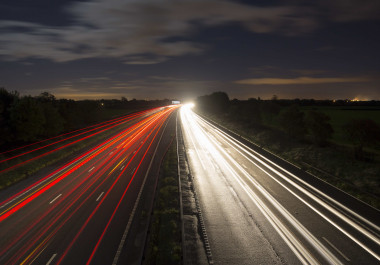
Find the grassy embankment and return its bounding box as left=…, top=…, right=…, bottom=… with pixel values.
left=198, top=106, right=380, bottom=209
left=0, top=109, right=140, bottom=190
left=145, top=136, right=181, bottom=265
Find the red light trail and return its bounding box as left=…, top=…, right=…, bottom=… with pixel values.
left=0, top=105, right=179, bottom=265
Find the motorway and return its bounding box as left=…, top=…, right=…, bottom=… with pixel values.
left=0, top=105, right=178, bottom=265
left=180, top=105, right=380, bottom=265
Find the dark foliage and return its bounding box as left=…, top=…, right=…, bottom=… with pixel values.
left=0, top=88, right=171, bottom=149
left=305, top=111, right=333, bottom=146
left=344, top=119, right=380, bottom=160
left=278, top=105, right=307, bottom=140
left=196, top=91, right=229, bottom=114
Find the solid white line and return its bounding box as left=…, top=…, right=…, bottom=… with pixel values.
left=180, top=110, right=206, bottom=170
left=112, top=112, right=171, bottom=265
left=46, top=253, right=57, bottom=265
left=322, top=237, right=350, bottom=262
left=88, top=166, right=95, bottom=172
left=197, top=113, right=380, bottom=253
left=49, top=194, right=62, bottom=204
left=193, top=113, right=343, bottom=265
left=96, top=192, right=104, bottom=202
left=211, top=124, right=380, bottom=260
left=0, top=125, right=134, bottom=210
left=0, top=154, right=88, bottom=209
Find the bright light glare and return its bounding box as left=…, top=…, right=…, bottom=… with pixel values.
left=184, top=102, right=195, bottom=108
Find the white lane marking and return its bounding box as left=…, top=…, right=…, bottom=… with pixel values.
left=112, top=112, right=170, bottom=265
left=88, top=166, right=95, bottom=172
left=120, top=165, right=125, bottom=171
left=180, top=110, right=206, bottom=170
left=191, top=114, right=343, bottom=265
left=0, top=151, right=91, bottom=209
left=322, top=237, right=350, bottom=262
left=229, top=186, right=238, bottom=198
left=218, top=131, right=380, bottom=260
left=0, top=125, right=133, bottom=210
left=132, top=167, right=136, bottom=174
left=197, top=113, right=380, bottom=259
left=49, top=194, right=62, bottom=204
left=46, top=253, right=57, bottom=265
left=96, top=192, right=104, bottom=202
left=109, top=151, right=114, bottom=155
left=242, top=164, right=247, bottom=169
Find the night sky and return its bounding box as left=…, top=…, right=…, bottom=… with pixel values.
left=0, top=0, right=379, bottom=101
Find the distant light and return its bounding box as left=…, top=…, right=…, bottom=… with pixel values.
left=101, top=102, right=104, bottom=106
left=186, top=102, right=195, bottom=108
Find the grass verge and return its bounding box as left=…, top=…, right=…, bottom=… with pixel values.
left=145, top=136, right=181, bottom=265
left=0, top=109, right=140, bottom=190
left=197, top=110, right=380, bottom=210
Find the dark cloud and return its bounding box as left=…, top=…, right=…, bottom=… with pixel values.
left=0, top=0, right=318, bottom=62
left=235, top=76, right=371, bottom=85
left=0, top=0, right=379, bottom=100
left=317, top=0, right=380, bottom=22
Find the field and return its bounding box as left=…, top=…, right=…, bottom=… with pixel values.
left=302, top=106, right=380, bottom=149
left=197, top=104, right=380, bottom=209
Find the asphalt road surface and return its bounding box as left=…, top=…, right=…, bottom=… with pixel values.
left=180, top=105, right=380, bottom=265
left=0, top=105, right=178, bottom=265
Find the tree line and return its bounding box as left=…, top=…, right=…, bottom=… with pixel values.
left=196, top=92, right=380, bottom=160
left=0, top=88, right=171, bottom=148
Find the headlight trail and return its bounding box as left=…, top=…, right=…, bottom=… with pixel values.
left=180, top=106, right=380, bottom=265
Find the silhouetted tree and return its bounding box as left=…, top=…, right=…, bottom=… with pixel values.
left=38, top=92, right=56, bottom=102
left=58, top=99, right=82, bottom=130
left=9, top=96, right=45, bottom=142
left=197, top=91, right=230, bottom=114
left=0, top=88, right=18, bottom=144
left=344, top=119, right=380, bottom=160
left=278, top=105, right=306, bottom=140
left=36, top=92, right=64, bottom=137
left=305, top=111, right=333, bottom=146
left=229, top=99, right=262, bottom=127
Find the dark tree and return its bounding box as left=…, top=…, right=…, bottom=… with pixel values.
left=58, top=99, right=81, bottom=130
left=278, top=105, right=306, bottom=140
left=305, top=111, right=333, bottom=146
left=9, top=96, right=45, bottom=142
left=0, top=88, right=18, bottom=144
left=196, top=92, right=230, bottom=114
left=37, top=92, right=64, bottom=137
left=228, top=99, right=262, bottom=127
left=38, top=92, right=56, bottom=102
left=344, top=119, right=380, bottom=160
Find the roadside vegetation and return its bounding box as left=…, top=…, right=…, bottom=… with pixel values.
left=145, top=137, right=181, bottom=265
left=195, top=92, right=380, bottom=209
left=0, top=87, right=173, bottom=189
left=0, top=87, right=171, bottom=148
left=0, top=123, right=129, bottom=189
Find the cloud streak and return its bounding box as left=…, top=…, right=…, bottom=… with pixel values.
left=235, top=77, right=371, bottom=85
left=0, top=0, right=318, bottom=62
